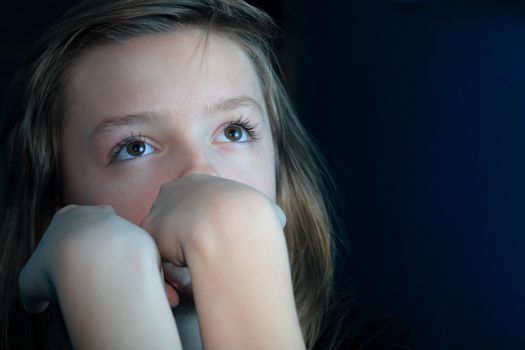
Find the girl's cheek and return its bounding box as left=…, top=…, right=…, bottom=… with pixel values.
left=217, top=162, right=276, bottom=201
left=97, top=168, right=168, bottom=225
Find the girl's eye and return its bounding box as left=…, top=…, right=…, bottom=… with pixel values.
left=223, top=125, right=247, bottom=142
left=110, top=136, right=156, bottom=162
left=126, top=140, right=148, bottom=156
left=216, top=118, right=260, bottom=143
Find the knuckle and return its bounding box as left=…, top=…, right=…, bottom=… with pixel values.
left=98, top=204, right=115, bottom=212
left=56, top=204, right=77, bottom=215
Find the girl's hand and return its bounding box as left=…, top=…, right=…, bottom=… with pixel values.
left=19, top=205, right=155, bottom=312
left=141, top=174, right=286, bottom=265
left=19, top=205, right=182, bottom=349
left=141, top=174, right=305, bottom=349
left=143, top=174, right=286, bottom=307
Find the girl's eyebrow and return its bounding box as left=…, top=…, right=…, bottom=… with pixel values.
left=88, top=95, right=264, bottom=142
left=203, top=96, right=263, bottom=115
left=89, top=113, right=161, bottom=143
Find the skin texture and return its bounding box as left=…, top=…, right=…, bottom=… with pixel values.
left=20, top=29, right=305, bottom=349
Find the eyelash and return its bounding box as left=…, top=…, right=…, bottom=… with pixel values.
left=226, top=116, right=261, bottom=141
left=108, top=117, right=261, bottom=164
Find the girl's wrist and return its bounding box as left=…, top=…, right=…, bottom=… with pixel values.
left=183, top=190, right=284, bottom=268
left=53, top=228, right=161, bottom=296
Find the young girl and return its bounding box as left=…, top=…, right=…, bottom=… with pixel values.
left=0, top=1, right=412, bottom=349
left=0, top=0, right=334, bottom=349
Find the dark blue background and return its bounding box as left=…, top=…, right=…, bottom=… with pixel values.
left=284, top=1, right=525, bottom=349
left=2, top=1, right=524, bottom=349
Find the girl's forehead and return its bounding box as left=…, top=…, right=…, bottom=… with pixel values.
left=64, top=28, right=267, bottom=127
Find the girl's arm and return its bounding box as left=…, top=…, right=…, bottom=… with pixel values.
left=143, top=174, right=306, bottom=350
left=186, top=195, right=304, bottom=350
left=19, top=205, right=182, bottom=350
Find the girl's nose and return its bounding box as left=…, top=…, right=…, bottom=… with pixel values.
left=175, top=148, right=220, bottom=179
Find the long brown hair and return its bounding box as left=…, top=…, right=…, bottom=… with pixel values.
left=0, top=1, right=335, bottom=348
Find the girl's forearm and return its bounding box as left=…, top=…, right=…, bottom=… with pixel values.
left=54, top=235, right=182, bottom=350
left=185, top=200, right=305, bottom=350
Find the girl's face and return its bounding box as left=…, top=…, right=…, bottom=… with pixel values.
left=60, top=29, right=276, bottom=225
